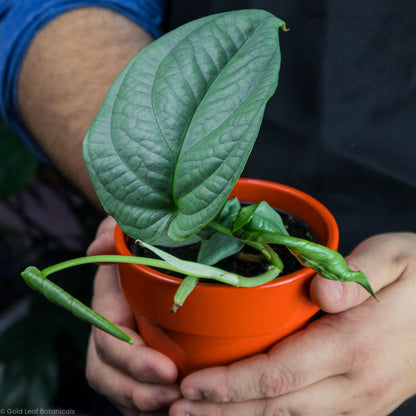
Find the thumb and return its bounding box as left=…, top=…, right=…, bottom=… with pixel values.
left=310, top=233, right=412, bottom=313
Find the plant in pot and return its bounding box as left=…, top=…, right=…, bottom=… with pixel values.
left=21, top=10, right=376, bottom=376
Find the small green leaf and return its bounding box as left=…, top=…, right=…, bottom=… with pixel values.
left=218, top=197, right=243, bottom=227
left=198, top=232, right=244, bottom=266
left=233, top=201, right=289, bottom=236
left=198, top=198, right=244, bottom=265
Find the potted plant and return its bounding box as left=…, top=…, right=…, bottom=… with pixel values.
left=21, top=10, right=376, bottom=376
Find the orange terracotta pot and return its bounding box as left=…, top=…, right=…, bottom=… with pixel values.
left=115, top=178, right=339, bottom=377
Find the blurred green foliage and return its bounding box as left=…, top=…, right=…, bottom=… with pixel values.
left=0, top=119, right=99, bottom=411
left=0, top=119, right=39, bottom=198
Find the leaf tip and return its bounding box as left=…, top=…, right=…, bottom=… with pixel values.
left=358, top=277, right=379, bottom=302
left=281, top=22, right=289, bottom=32
left=21, top=265, right=42, bottom=277
left=20, top=266, right=45, bottom=290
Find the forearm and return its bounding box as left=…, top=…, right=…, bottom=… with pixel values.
left=18, top=7, right=153, bottom=207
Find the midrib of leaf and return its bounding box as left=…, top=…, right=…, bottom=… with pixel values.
left=168, top=17, right=266, bottom=207
left=174, top=55, right=276, bottom=206
left=173, top=46, right=278, bottom=205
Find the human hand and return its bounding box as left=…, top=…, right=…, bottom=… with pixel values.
left=170, top=232, right=416, bottom=416
left=85, top=217, right=181, bottom=415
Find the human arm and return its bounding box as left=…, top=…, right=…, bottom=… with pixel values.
left=170, top=232, right=416, bottom=416
left=16, top=6, right=154, bottom=206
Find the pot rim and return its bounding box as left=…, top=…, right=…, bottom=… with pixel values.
left=114, top=178, right=339, bottom=290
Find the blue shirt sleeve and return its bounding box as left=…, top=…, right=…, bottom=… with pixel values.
left=0, top=0, right=165, bottom=159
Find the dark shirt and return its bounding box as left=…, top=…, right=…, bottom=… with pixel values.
left=165, top=0, right=416, bottom=256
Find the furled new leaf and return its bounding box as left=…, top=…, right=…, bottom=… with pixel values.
left=84, top=10, right=285, bottom=244
left=233, top=201, right=289, bottom=237
left=21, top=266, right=133, bottom=344
left=252, top=233, right=378, bottom=299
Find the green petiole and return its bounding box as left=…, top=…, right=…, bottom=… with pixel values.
left=138, top=241, right=281, bottom=288
left=172, top=276, right=199, bottom=313
left=21, top=247, right=282, bottom=343
left=208, top=221, right=284, bottom=270
left=41, top=254, right=186, bottom=278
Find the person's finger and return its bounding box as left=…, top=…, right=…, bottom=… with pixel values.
left=87, top=264, right=181, bottom=412
left=91, top=265, right=178, bottom=383
left=180, top=317, right=350, bottom=403
left=91, top=264, right=136, bottom=326
left=175, top=233, right=416, bottom=415
left=173, top=374, right=386, bottom=416
left=86, top=335, right=181, bottom=412
left=87, top=215, right=117, bottom=256
left=92, top=325, right=178, bottom=384
left=311, top=232, right=415, bottom=313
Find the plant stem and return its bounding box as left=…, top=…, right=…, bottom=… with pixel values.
left=172, top=275, right=199, bottom=312
left=236, top=265, right=280, bottom=287
left=261, top=242, right=284, bottom=271
left=208, top=220, right=234, bottom=236
left=42, top=255, right=186, bottom=277
left=138, top=240, right=281, bottom=287
left=236, top=252, right=265, bottom=264
left=209, top=221, right=266, bottom=253
left=209, top=221, right=284, bottom=271
left=42, top=253, right=279, bottom=288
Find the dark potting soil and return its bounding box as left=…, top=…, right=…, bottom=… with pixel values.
left=128, top=210, right=318, bottom=278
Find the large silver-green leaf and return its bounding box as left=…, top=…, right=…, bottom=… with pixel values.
left=84, top=10, right=285, bottom=243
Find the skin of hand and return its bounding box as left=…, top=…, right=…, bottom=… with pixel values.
left=86, top=217, right=181, bottom=414
left=18, top=7, right=153, bottom=207
left=170, top=232, right=416, bottom=416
